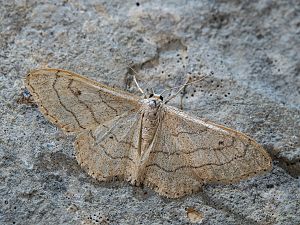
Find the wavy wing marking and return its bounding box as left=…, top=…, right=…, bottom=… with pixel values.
left=144, top=105, right=272, bottom=198
left=25, top=68, right=140, bottom=134
left=75, top=112, right=141, bottom=181
left=144, top=122, right=203, bottom=198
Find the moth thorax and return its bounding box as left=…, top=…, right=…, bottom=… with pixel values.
left=141, top=103, right=160, bottom=149
left=144, top=104, right=160, bottom=122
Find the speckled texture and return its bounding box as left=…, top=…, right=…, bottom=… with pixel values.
left=0, top=0, right=299, bottom=224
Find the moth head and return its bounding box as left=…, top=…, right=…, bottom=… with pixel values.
left=146, top=92, right=164, bottom=108
left=149, top=93, right=163, bottom=101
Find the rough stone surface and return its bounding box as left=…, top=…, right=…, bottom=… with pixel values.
left=0, top=0, right=299, bottom=224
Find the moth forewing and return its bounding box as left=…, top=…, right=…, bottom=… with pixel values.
left=25, top=68, right=141, bottom=134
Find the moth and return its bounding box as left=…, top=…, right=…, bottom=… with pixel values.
left=25, top=68, right=272, bottom=198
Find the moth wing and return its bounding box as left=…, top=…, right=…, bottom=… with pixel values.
left=144, top=105, right=272, bottom=198
left=25, top=68, right=141, bottom=134
left=75, top=111, right=142, bottom=181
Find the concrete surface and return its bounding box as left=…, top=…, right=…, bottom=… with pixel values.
left=0, top=0, right=299, bottom=224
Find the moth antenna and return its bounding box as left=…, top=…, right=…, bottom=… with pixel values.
left=110, top=44, right=146, bottom=98
left=129, top=66, right=147, bottom=98
left=164, top=75, right=208, bottom=104
left=160, top=89, right=168, bottom=96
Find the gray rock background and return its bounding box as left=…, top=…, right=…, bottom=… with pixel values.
left=0, top=0, right=299, bottom=224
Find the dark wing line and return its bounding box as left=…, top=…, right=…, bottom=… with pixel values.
left=150, top=138, right=236, bottom=156
left=53, top=72, right=85, bottom=129
left=25, top=79, right=59, bottom=123
left=98, top=92, right=118, bottom=114
left=146, top=142, right=248, bottom=173
left=88, top=112, right=141, bottom=162
left=98, top=143, right=133, bottom=161
left=68, top=79, right=101, bottom=125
